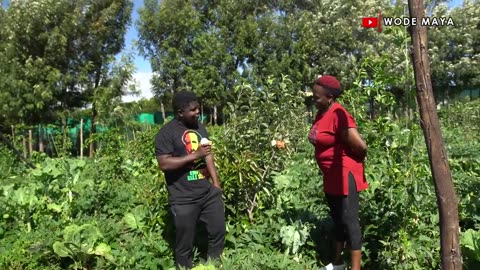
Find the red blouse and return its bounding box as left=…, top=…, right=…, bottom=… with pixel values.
left=308, top=102, right=368, bottom=195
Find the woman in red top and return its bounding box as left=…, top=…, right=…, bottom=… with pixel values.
left=308, top=75, right=367, bottom=270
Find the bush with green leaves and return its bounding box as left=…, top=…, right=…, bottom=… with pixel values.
left=211, top=75, right=307, bottom=222
left=462, top=229, right=480, bottom=269
left=52, top=224, right=114, bottom=268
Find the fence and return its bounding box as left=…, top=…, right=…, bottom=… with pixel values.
left=7, top=113, right=208, bottom=158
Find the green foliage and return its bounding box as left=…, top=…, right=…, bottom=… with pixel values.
left=211, top=75, right=307, bottom=221
left=0, top=145, right=19, bottom=179
left=429, top=1, right=480, bottom=100
left=0, top=0, right=134, bottom=126
left=0, top=2, right=479, bottom=268
left=280, top=221, right=312, bottom=255
left=0, top=99, right=479, bottom=269
left=52, top=224, right=114, bottom=269
left=462, top=229, right=480, bottom=269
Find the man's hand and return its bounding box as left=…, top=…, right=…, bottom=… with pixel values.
left=213, top=181, right=222, bottom=190
left=193, top=144, right=211, bottom=159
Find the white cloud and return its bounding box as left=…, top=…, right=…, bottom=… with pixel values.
left=122, top=72, right=154, bottom=102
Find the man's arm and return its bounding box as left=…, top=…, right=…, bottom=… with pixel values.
left=205, top=153, right=221, bottom=189
left=156, top=145, right=211, bottom=171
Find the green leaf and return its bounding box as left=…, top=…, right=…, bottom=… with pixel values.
left=226, top=234, right=237, bottom=247
left=462, top=229, right=479, bottom=251
left=79, top=224, right=102, bottom=252
left=47, top=203, right=62, bottom=213
left=53, top=242, right=72, bottom=258
left=123, top=213, right=138, bottom=230
left=94, top=243, right=111, bottom=256
left=133, top=205, right=147, bottom=221
left=63, top=224, right=81, bottom=243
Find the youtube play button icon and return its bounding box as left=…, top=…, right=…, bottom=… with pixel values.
left=362, top=17, right=378, bottom=28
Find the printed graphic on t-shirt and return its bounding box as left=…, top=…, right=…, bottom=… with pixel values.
left=182, top=130, right=207, bottom=181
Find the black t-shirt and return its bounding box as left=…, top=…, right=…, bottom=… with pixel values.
left=155, top=119, right=212, bottom=204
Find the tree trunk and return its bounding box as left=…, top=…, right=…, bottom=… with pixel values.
left=407, top=1, right=462, bottom=269
left=209, top=107, right=213, bottom=124
left=369, top=96, right=375, bottom=119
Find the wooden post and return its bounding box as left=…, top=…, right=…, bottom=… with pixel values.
left=161, top=101, right=166, bottom=124
left=62, top=116, right=67, bottom=155
left=39, top=125, right=44, bottom=153
left=407, top=0, right=462, bottom=269
left=80, top=118, right=84, bottom=159
left=89, top=104, right=97, bottom=158
left=0, top=131, right=36, bottom=169
left=213, top=105, right=217, bottom=125
left=23, top=135, right=27, bottom=159
left=28, top=129, right=33, bottom=156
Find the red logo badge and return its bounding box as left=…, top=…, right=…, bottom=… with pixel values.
left=362, top=17, right=378, bottom=28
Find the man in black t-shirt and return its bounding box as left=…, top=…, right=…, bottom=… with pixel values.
left=155, top=91, right=225, bottom=269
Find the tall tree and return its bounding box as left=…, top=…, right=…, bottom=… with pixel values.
left=70, top=0, right=133, bottom=157
left=0, top=0, right=67, bottom=125
left=137, top=0, right=201, bottom=94
left=408, top=0, right=462, bottom=269
left=137, top=0, right=203, bottom=120
left=0, top=0, right=134, bottom=130
left=429, top=1, right=480, bottom=102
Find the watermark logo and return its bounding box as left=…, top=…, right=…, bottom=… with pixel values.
left=362, top=11, right=455, bottom=32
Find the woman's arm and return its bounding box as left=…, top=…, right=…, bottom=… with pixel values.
left=340, top=128, right=367, bottom=161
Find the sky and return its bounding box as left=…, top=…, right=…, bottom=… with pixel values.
left=122, top=0, right=154, bottom=102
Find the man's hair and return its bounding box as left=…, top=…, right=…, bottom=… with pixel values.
left=172, top=91, right=198, bottom=112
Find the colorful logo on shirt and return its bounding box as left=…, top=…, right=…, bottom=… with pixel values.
left=182, top=130, right=207, bottom=181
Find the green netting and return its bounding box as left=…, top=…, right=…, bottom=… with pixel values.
left=138, top=113, right=155, bottom=124
left=69, top=127, right=79, bottom=140
left=459, top=88, right=480, bottom=99
left=67, top=118, right=75, bottom=126
left=152, top=112, right=206, bottom=124
left=198, top=115, right=207, bottom=122
left=154, top=112, right=175, bottom=124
